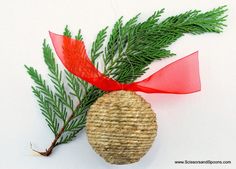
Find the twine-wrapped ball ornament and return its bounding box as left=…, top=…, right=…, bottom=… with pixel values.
left=86, top=91, right=157, bottom=164
left=49, top=32, right=201, bottom=162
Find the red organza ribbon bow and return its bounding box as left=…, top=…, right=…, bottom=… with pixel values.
left=49, top=32, right=201, bottom=94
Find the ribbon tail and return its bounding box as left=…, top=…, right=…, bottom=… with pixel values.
left=126, top=51, right=201, bottom=94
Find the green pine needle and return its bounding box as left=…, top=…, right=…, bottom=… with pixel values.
left=91, top=26, right=108, bottom=64
left=63, top=25, right=72, bottom=38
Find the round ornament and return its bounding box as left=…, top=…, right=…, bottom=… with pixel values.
left=86, top=90, right=157, bottom=164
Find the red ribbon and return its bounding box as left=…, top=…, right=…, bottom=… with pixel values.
left=49, top=32, right=201, bottom=94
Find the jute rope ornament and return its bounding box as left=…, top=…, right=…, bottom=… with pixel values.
left=86, top=91, right=157, bottom=164
left=49, top=32, right=202, bottom=163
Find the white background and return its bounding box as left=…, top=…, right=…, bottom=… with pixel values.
left=0, top=0, right=235, bottom=169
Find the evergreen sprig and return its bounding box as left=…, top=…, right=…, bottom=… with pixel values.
left=25, top=66, right=61, bottom=135
left=105, top=6, right=227, bottom=83
left=25, top=6, right=227, bottom=156
left=91, top=27, right=108, bottom=65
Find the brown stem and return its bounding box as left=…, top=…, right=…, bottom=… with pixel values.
left=32, top=113, right=75, bottom=156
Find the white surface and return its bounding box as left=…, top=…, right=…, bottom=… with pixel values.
left=0, top=0, right=236, bottom=169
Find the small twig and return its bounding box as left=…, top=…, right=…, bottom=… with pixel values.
left=32, top=113, right=75, bottom=156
